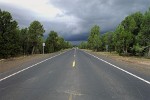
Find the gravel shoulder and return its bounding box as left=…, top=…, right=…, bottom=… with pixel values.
left=83, top=49, right=150, bottom=80
left=0, top=50, right=68, bottom=74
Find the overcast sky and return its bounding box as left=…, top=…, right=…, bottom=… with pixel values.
left=0, top=0, right=150, bottom=42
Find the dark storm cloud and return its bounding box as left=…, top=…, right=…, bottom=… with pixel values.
left=0, top=3, right=36, bottom=28
left=65, top=33, right=88, bottom=41
left=0, top=0, right=150, bottom=42
left=49, top=0, right=150, bottom=32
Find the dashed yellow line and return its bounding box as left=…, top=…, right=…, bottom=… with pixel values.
left=72, top=60, right=75, bottom=67
left=69, top=94, right=73, bottom=100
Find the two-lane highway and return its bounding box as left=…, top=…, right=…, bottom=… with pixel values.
left=0, top=49, right=150, bottom=100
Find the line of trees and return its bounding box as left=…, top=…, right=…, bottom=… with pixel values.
left=79, top=8, right=150, bottom=57
left=45, top=31, right=72, bottom=53
left=0, top=9, right=72, bottom=58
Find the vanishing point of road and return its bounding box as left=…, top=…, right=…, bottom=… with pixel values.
left=0, top=49, right=150, bottom=100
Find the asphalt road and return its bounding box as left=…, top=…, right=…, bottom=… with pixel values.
left=0, top=49, right=150, bottom=100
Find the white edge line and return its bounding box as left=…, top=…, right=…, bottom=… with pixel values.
left=72, top=60, right=75, bottom=67
left=83, top=50, right=150, bottom=85
left=0, top=51, right=68, bottom=82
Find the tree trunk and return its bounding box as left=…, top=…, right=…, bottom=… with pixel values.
left=125, top=46, right=128, bottom=54
left=32, top=46, right=35, bottom=55
left=123, top=46, right=125, bottom=54
left=148, top=47, right=150, bottom=57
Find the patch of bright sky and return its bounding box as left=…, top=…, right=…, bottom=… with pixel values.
left=0, top=0, right=82, bottom=25
left=0, top=0, right=63, bottom=20
left=0, top=0, right=84, bottom=35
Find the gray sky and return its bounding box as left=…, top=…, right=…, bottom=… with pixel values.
left=0, top=0, right=150, bottom=41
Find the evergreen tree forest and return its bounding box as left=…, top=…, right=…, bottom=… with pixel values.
left=79, top=8, right=150, bottom=57
left=0, top=9, right=72, bottom=58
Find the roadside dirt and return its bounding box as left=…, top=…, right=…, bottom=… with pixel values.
left=0, top=51, right=63, bottom=73
left=84, top=50, right=150, bottom=66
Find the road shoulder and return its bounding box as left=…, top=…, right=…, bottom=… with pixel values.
left=82, top=49, right=150, bottom=81
left=0, top=50, right=68, bottom=77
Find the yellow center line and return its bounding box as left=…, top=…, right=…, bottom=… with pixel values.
left=69, top=94, right=73, bottom=100
left=72, top=60, right=75, bottom=67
